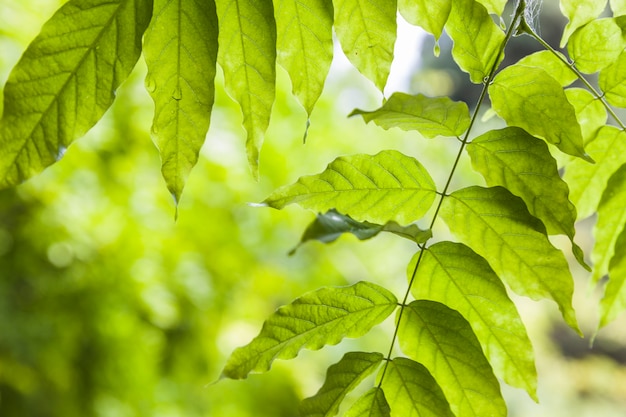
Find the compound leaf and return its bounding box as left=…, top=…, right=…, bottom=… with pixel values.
left=560, top=0, right=608, bottom=47
left=143, top=0, right=218, bottom=203
left=440, top=186, right=579, bottom=332
left=350, top=93, right=470, bottom=138
left=599, top=50, right=626, bottom=108
left=408, top=242, right=537, bottom=399
left=300, top=351, right=384, bottom=417
left=345, top=387, right=390, bottom=417
left=0, top=0, right=152, bottom=188
left=568, top=17, right=625, bottom=73
left=398, top=300, right=507, bottom=417
left=221, top=281, right=397, bottom=379
left=398, top=0, right=451, bottom=40
left=262, top=151, right=438, bottom=225
left=600, top=226, right=626, bottom=328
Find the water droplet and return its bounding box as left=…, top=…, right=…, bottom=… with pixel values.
left=56, top=145, right=67, bottom=161
left=433, top=41, right=441, bottom=57
left=172, top=86, right=182, bottom=100
left=145, top=76, right=157, bottom=93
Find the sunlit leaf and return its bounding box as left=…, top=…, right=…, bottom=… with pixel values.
left=300, top=351, right=384, bottom=417
left=440, top=186, right=579, bottom=332
left=275, top=0, right=333, bottom=116
left=565, top=88, right=607, bottom=144
left=408, top=242, right=537, bottom=399
left=568, top=17, right=625, bottom=73
left=515, top=50, right=577, bottom=87
left=0, top=0, right=152, bottom=188
left=559, top=0, right=608, bottom=47
left=489, top=64, right=590, bottom=161
left=345, top=387, right=390, bottom=417
left=398, top=0, right=451, bottom=40
left=599, top=50, right=626, bottom=108
left=349, top=93, right=470, bottom=138
left=600, top=226, right=626, bottom=328
left=221, top=281, right=397, bottom=379
left=215, top=0, right=276, bottom=177
left=398, top=300, right=507, bottom=417
left=381, top=357, right=454, bottom=417
left=467, top=127, right=588, bottom=270
left=445, top=0, right=505, bottom=83
left=475, top=0, right=506, bottom=15
left=262, top=151, right=438, bottom=225
left=143, top=0, right=218, bottom=203
left=611, top=0, right=626, bottom=14
left=564, top=126, right=626, bottom=219
left=333, top=0, right=397, bottom=91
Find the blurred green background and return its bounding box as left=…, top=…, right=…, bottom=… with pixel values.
left=1, top=1, right=625, bottom=416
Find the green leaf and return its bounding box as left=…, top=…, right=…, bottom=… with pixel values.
left=215, top=0, right=276, bottom=177
left=440, top=186, right=580, bottom=332
left=0, top=0, right=152, bottom=188
left=611, top=0, right=626, bottom=14
left=567, top=17, right=625, bottom=73
left=515, top=50, right=577, bottom=87
left=600, top=226, right=626, bottom=328
left=565, top=88, right=607, bottom=144
left=291, top=209, right=431, bottom=254
left=333, top=0, right=397, bottom=91
left=467, top=127, right=588, bottom=270
left=221, top=281, right=397, bottom=379
left=381, top=357, right=454, bottom=417
left=300, top=351, right=384, bottom=417
left=564, top=126, right=626, bottom=219
left=475, top=0, right=507, bottom=15
left=445, top=0, right=505, bottom=83
left=143, top=0, right=218, bottom=203
left=262, top=150, right=438, bottom=225
left=349, top=93, right=470, bottom=138
left=599, top=50, right=626, bottom=108
left=398, top=300, right=507, bottom=417
left=591, top=165, right=626, bottom=284
left=275, top=0, right=333, bottom=116
left=408, top=242, right=537, bottom=400
left=398, top=0, right=451, bottom=40
left=559, top=0, right=608, bottom=47
left=345, top=387, right=390, bottom=417
left=489, top=64, right=590, bottom=161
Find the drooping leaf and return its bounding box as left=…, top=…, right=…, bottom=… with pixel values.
left=345, top=387, right=390, bottom=417
left=221, top=281, right=397, bottom=379
left=564, top=88, right=607, bottom=144
left=445, top=0, right=505, bottom=83
left=591, top=165, right=626, bottom=284
left=489, top=64, right=591, bottom=161
left=568, top=18, right=626, bottom=74
left=600, top=226, right=626, bottom=328
left=515, top=50, right=577, bottom=87
left=143, top=0, right=218, bottom=203
left=261, top=151, right=438, bottom=225
left=380, top=357, right=454, bottom=417
left=467, top=127, right=588, bottom=270
left=300, top=351, right=384, bottom=417
left=408, top=242, right=537, bottom=399
left=564, top=126, right=626, bottom=219
left=397, top=0, right=451, bottom=40
left=611, top=0, right=626, bottom=14
left=559, top=0, right=608, bottom=47
left=475, top=0, right=507, bottom=15
left=599, top=50, right=626, bottom=108
left=333, top=0, right=397, bottom=91
left=291, top=209, right=431, bottom=254
left=275, top=0, right=333, bottom=116
left=349, top=93, right=470, bottom=138
left=214, top=0, right=276, bottom=177
left=398, top=300, right=507, bottom=417
left=440, top=186, right=580, bottom=332
left=0, top=0, right=152, bottom=188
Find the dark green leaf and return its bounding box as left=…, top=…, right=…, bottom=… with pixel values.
left=599, top=50, right=626, bottom=108
left=568, top=17, right=625, bottom=73
left=345, top=387, right=390, bottom=417
left=398, top=0, right=451, bottom=40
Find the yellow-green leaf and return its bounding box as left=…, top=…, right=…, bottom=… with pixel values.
left=515, top=50, right=577, bottom=87
left=565, top=88, right=607, bottom=144
left=398, top=0, right=451, bottom=40
left=599, top=50, right=626, bottom=108
left=600, top=225, right=626, bottom=328
left=559, top=0, right=608, bottom=47
left=568, top=17, right=625, bottom=73
left=345, top=387, right=390, bottom=417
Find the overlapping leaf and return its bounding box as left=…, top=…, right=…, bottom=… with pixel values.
left=600, top=226, right=626, bottom=328
left=350, top=93, right=470, bottom=138
left=0, top=0, right=152, bottom=188
left=599, top=50, right=626, bottom=108
left=475, top=0, right=507, bottom=15
left=300, top=351, right=383, bottom=417
left=568, top=17, right=625, bottom=73
left=440, top=186, right=579, bottom=331
left=559, top=0, right=608, bottom=47
left=398, top=300, right=506, bottom=417
left=143, top=0, right=218, bottom=203
left=398, top=0, right=451, bottom=40
left=467, top=127, right=588, bottom=269
left=408, top=242, right=537, bottom=399
left=489, top=64, right=590, bottom=161
left=564, top=126, right=626, bottom=219
left=221, top=281, right=397, bottom=379
left=215, top=0, right=276, bottom=177
left=333, top=0, right=396, bottom=91
left=564, top=88, right=607, bottom=144
left=261, top=151, right=438, bottom=225
left=515, top=50, right=577, bottom=87
left=275, top=0, right=333, bottom=116
left=345, top=387, right=390, bottom=417
left=445, top=0, right=505, bottom=83
left=381, top=357, right=454, bottom=417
